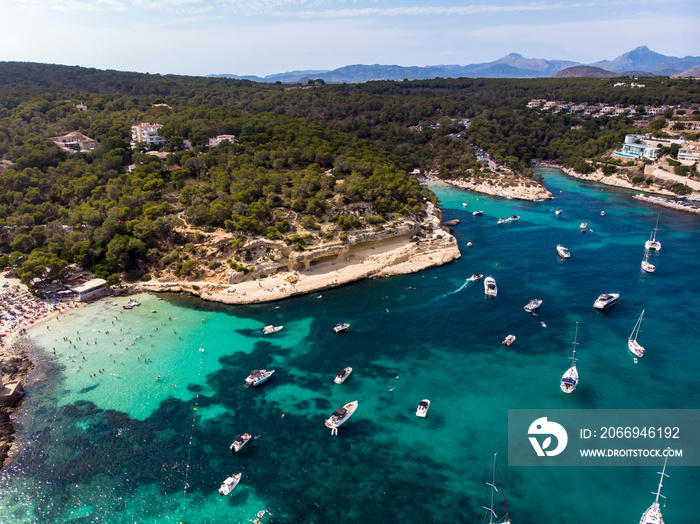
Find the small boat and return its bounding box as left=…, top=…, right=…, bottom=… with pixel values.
left=628, top=309, right=646, bottom=358
left=333, top=323, right=350, bottom=333
left=502, top=334, right=516, bottom=346
left=555, top=208, right=563, bottom=215
left=122, top=305, right=133, bottom=310
left=133, top=335, right=142, bottom=340
left=467, top=273, right=483, bottom=282
left=334, top=367, right=352, bottom=384
left=524, top=299, right=542, bottom=313
left=325, top=401, right=358, bottom=435
left=127, top=299, right=140, bottom=307
left=244, top=369, right=275, bottom=387
left=579, top=222, right=588, bottom=232
left=416, top=399, right=430, bottom=418
left=497, top=218, right=508, bottom=225
left=263, top=325, right=283, bottom=335
left=556, top=244, right=571, bottom=259
left=541, top=321, right=547, bottom=328
left=472, top=210, right=483, bottom=216
left=462, top=202, right=469, bottom=207
left=593, top=293, right=619, bottom=310
left=508, top=215, right=520, bottom=221
left=560, top=322, right=580, bottom=394
left=230, top=433, right=252, bottom=453
left=109, top=302, right=118, bottom=306
left=219, top=473, right=242, bottom=496
left=482, top=453, right=512, bottom=524
left=641, top=252, right=656, bottom=273
left=639, top=452, right=670, bottom=524
left=645, top=213, right=662, bottom=251
left=600, top=210, right=605, bottom=216
left=484, top=276, right=497, bottom=297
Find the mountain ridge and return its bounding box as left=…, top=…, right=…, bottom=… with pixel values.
left=210, top=46, right=700, bottom=83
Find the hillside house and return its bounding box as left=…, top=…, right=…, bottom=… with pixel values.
left=678, top=144, right=700, bottom=165
left=208, top=135, right=237, bottom=148
left=49, top=131, right=98, bottom=152
left=615, top=135, right=660, bottom=160
left=131, top=122, right=167, bottom=148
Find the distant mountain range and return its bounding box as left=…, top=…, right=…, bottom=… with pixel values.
left=210, top=46, right=700, bottom=83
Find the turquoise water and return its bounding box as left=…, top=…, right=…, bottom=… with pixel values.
left=0, top=169, right=698, bottom=523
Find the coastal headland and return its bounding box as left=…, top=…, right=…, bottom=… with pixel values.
left=442, top=176, right=553, bottom=201
left=130, top=202, right=462, bottom=304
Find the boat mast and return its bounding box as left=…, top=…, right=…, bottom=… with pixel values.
left=570, top=321, right=579, bottom=366
left=483, top=453, right=499, bottom=524
left=495, top=453, right=511, bottom=523
left=651, top=451, right=670, bottom=507
left=632, top=310, right=645, bottom=341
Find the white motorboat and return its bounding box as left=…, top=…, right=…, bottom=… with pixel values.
left=325, top=401, right=358, bottom=435
left=560, top=322, right=580, bottom=394
left=600, top=210, right=606, bottom=216
left=219, top=473, right=242, bottom=495
left=334, top=367, right=352, bottom=384
left=230, top=433, right=252, bottom=453
left=482, top=453, right=512, bottom=524
left=628, top=309, right=646, bottom=358
left=507, top=215, right=520, bottom=222
left=579, top=222, right=588, bottom=232
left=416, top=399, right=430, bottom=418
left=484, top=276, right=497, bottom=297
left=555, top=208, right=563, bottom=215
left=639, top=452, right=670, bottom=524
left=641, top=252, right=656, bottom=273
left=244, top=369, right=275, bottom=387
left=472, top=210, right=483, bottom=216
left=524, top=299, right=542, bottom=313
left=462, top=202, right=468, bottom=207
left=502, top=334, right=516, bottom=346
left=556, top=244, right=571, bottom=259
left=467, top=273, right=483, bottom=282
left=645, top=213, right=662, bottom=251
left=497, top=218, right=508, bottom=225
left=593, top=293, right=619, bottom=310
left=333, top=322, right=350, bottom=333
left=263, top=325, right=283, bottom=335
left=127, top=299, right=140, bottom=307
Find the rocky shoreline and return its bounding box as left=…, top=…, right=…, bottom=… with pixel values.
left=0, top=337, right=34, bottom=468
left=442, top=177, right=553, bottom=201
left=130, top=204, right=462, bottom=305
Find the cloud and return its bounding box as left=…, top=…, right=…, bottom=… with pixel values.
left=291, top=3, right=600, bottom=19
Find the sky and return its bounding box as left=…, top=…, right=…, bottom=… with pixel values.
left=1, top=0, right=698, bottom=78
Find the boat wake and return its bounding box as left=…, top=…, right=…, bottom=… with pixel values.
left=438, top=281, right=468, bottom=299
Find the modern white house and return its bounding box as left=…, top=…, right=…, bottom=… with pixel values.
left=678, top=144, right=700, bottom=165
left=131, top=123, right=168, bottom=148
left=207, top=134, right=237, bottom=148
left=71, top=278, right=109, bottom=302
left=614, top=135, right=660, bottom=160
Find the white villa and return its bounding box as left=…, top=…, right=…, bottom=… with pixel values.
left=615, top=135, right=660, bottom=160
left=131, top=123, right=168, bottom=148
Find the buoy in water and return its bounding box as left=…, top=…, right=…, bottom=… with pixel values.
left=467, top=242, right=473, bottom=247
left=634, top=357, right=638, bottom=364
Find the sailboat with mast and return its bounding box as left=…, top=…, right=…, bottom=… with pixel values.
left=641, top=251, right=656, bottom=273
left=639, top=451, right=670, bottom=524
left=560, top=322, right=580, bottom=394
left=645, top=213, right=662, bottom=251
left=628, top=309, right=646, bottom=358
left=482, top=453, right=512, bottom=524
